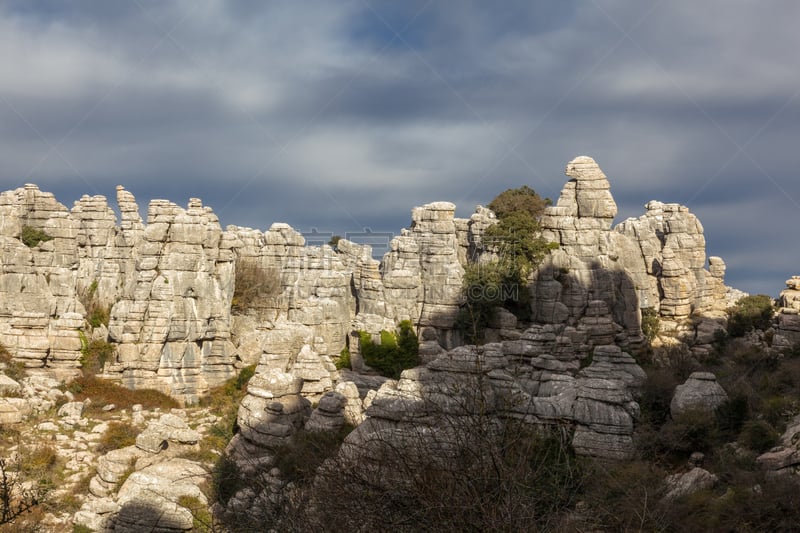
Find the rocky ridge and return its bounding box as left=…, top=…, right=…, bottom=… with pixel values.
left=0, top=156, right=734, bottom=404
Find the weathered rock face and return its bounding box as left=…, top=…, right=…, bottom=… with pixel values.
left=537, top=157, right=730, bottom=352
left=0, top=185, right=239, bottom=401
left=228, top=369, right=311, bottom=457
left=774, top=276, right=800, bottom=352
left=107, top=197, right=237, bottom=401
left=0, top=156, right=737, bottom=403
left=670, top=372, right=728, bottom=416
left=757, top=413, right=800, bottom=474
left=663, top=467, right=718, bottom=501
left=347, top=337, right=645, bottom=461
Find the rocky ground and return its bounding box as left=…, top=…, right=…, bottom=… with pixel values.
left=0, top=370, right=222, bottom=532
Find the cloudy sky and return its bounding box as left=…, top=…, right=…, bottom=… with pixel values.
left=0, top=1, right=797, bottom=296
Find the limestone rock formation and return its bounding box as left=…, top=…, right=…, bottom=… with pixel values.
left=757, top=414, right=800, bottom=474
left=663, top=467, right=718, bottom=501
left=107, top=197, right=237, bottom=402
left=774, top=276, right=800, bottom=352
left=345, top=339, right=644, bottom=461
left=228, top=369, right=311, bottom=457
left=534, top=157, right=728, bottom=354
left=110, top=458, right=207, bottom=533
left=670, top=372, right=728, bottom=416
left=0, top=156, right=739, bottom=405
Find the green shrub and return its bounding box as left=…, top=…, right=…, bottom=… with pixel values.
left=80, top=280, right=111, bottom=329
left=487, top=185, right=550, bottom=220
left=299, top=421, right=586, bottom=532
left=359, top=320, right=419, bottom=379
left=715, top=393, right=750, bottom=438
left=80, top=338, right=114, bottom=376
left=664, top=473, right=800, bottom=532
left=198, top=365, right=256, bottom=454
left=96, top=421, right=138, bottom=453
left=336, top=346, right=352, bottom=370
left=457, top=186, right=556, bottom=342
left=727, top=294, right=774, bottom=337
left=711, top=327, right=730, bottom=355
left=234, top=364, right=256, bottom=391
left=641, top=307, right=660, bottom=343
left=212, top=454, right=244, bottom=506
left=738, top=420, right=780, bottom=453
left=637, top=368, right=680, bottom=427
left=178, top=495, right=213, bottom=532
left=19, top=225, right=53, bottom=248
left=21, top=446, right=58, bottom=476
left=656, top=408, right=718, bottom=459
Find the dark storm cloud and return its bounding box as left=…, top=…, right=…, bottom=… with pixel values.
left=0, top=1, right=797, bottom=295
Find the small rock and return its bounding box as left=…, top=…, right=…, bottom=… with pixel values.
left=664, top=467, right=718, bottom=501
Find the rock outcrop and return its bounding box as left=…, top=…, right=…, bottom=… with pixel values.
left=757, top=414, right=800, bottom=475
left=0, top=156, right=737, bottom=404
left=670, top=372, right=728, bottom=416
left=774, top=276, right=800, bottom=352
left=346, top=338, right=644, bottom=461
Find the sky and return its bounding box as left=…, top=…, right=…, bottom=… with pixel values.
left=0, top=0, right=797, bottom=296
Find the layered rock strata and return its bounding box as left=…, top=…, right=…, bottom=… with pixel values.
left=0, top=156, right=736, bottom=402
left=345, top=332, right=646, bottom=461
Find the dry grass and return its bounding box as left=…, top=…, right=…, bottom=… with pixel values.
left=0, top=343, right=26, bottom=383
left=66, top=375, right=179, bottom=414
left=231, top=258, right=281, bottom=313
left=96, top=421, right=138, bottom=453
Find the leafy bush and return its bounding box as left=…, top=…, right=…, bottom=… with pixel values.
left=231, top=258, right=281, bottom=313
left=637, top=368, right=680, bottom=427
left=651, top=408, right=718, bottom=460
left=96, top=421, right=138, bottom=453
left=458, top=186, right=556, bottom=342
left=19, top=225, right=52, bottom=248
left=727, top=294, right=774, bottom=337
left=738, top=420, right=780, bottom=453
left=715, top=393, right=750, bottom=438
left=359, top=320, right=419, bottom=379
left=487, top=185, right=550, bottom=220
left=79, top=337, right=114, bottom=377
left=234, top=365, right=256, bottom=391
left=211, top=454, right=243, bottom=506
left=640, top=307, right=660, bottom=343
left=336, top=346, right=351, bottom=370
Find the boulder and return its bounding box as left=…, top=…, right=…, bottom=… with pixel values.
left=671, top=372, right=728, bottom=416
left=663, top=467, right=718, bottom=501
